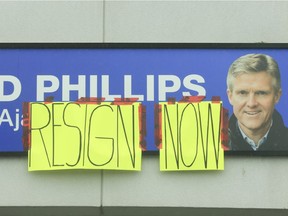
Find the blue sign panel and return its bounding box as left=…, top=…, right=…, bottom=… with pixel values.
left=1, top=45, right=288, bottom=153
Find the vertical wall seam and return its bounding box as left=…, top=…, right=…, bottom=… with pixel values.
left=102, top=0, right=106, bottom=42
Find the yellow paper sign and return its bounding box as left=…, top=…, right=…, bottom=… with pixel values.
left=159, top=101, right=224, bottom=171
left=28, top=102, right=142, bottom=171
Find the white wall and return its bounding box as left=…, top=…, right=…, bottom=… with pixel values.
left=1, top=1, right=288, bottom=215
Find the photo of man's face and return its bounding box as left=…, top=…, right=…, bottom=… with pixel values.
left=227, top=72, right=282, bottom=137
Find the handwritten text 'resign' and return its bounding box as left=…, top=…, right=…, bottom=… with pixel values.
left=27, top=102, right=142, bottom=171
left=158, top=101, right=224, bottom=171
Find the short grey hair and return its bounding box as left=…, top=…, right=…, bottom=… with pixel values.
left=227, top=53, right=281, bottom=92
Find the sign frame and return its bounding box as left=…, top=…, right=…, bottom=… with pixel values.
left=1, top=42, right=288, bottom=157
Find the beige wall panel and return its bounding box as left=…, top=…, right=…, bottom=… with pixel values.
left=104, top=1, right=288, bottom=43
left=0, top=1, right=104, bottom=42
left=103, top=155, right=288, bottom=209
left=0, top=156, right=102, bottom=206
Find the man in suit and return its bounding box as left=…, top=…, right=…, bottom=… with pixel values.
left=226, top=53, right=288, bottom=151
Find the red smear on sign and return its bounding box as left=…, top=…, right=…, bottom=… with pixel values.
left=167, top=97, right=176, bottom=104
left=179, top=96, right=205, bottom=103
left=76, top=97, right=105, bottom=104
left=22, top=102, right=31, bottom=151
left=138, top=105, right=147, bottom=151
left=112, top=97, right=139, bottom=105
left=220, top=107, right=230, bottom=150
left=212, top=96, right=221, bottom=103
left=44, top=96, right=54, bottom=104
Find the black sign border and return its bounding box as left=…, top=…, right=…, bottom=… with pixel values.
left=1, top=42, right=288, bottom=157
